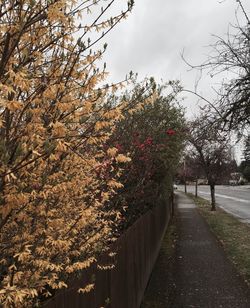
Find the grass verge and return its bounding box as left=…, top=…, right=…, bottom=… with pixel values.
left=188, top=193, right=250, bottom=286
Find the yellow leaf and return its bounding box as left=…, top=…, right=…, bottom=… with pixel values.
left=115, top=154, right=131, bottom=163
left=78, top=283, right=95, bottom=294
left=107, top=147, right=118, bottom=157
left=107, top=179, right=123, bottom=188
left=7, top=101, right=23, bottom=111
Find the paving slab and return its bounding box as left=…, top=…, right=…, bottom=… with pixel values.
left=142, top=192, right=250, bottom=308
left=172, top=192, right=250, bottom=308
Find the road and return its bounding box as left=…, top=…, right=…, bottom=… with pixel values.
left=177, top=185, right=250, bottom=224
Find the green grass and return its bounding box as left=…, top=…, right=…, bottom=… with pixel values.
left=188, top=193, right=250, bottom=286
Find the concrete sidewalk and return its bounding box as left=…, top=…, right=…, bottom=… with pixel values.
left=142, top=192, right=250, bottom=308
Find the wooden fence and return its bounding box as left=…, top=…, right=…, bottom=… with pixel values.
left=43, top=194, right=173, bottom=308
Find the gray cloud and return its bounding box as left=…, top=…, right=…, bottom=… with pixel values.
left=101, top=0, right=249, bottom=119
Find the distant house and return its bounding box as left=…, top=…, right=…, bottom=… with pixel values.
left=229, top=172, right=247, bottom=185
left=197, top=178, right=208, bottom=185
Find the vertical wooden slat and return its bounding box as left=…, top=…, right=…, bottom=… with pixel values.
left=43, top=196, right=172, bottom=308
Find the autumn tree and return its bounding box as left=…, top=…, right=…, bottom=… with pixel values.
left=0, top=0, right=142, bottom=306
left=188, top=116, right=233, bottom=210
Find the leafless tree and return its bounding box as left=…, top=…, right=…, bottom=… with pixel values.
left=188, top=116, right=233, bottom=210
left=184, top=0, right=250, bottom=135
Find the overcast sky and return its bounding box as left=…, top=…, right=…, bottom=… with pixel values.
left=99, top=0, right=249, bottom=160
left=101, top=0, right=250, bottom=118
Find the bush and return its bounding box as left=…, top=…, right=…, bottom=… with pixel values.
left=109, top=81, right=186, bottom=228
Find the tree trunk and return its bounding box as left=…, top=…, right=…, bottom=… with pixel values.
left=210, top=183, right=216, bottom=211
left=195, top=178, right=198, bottom=197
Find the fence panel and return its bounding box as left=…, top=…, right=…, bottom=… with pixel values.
left=43, top=194, right=172, bottom=308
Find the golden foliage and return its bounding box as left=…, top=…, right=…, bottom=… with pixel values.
left=0, top=0, right=136, bottom=306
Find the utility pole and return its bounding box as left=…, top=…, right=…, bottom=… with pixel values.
left=184, top=157, right=187, bottom=193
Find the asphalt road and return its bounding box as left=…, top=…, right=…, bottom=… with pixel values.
left=177, top=185, right=250, bottom=224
